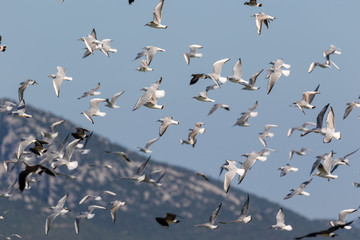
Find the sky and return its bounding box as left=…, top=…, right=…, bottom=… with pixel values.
left=0, top=0, right=360, bottom=220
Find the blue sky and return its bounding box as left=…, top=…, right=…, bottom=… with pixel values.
left=1, top=0, right=360, bottom=220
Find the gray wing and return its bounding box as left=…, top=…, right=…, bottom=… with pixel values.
left=208, top=104, right=221, bottom=116
left=17, top=136, right=36, bottom=159
left=63, top=139, right=81, bottom=162
left=145, top=137, right=159, bottom=149
left=46, top=211, right=60, bottom=234
left=308, top=84, right=320, bottom=104
left=50, top=120, right=65, bottom=133
left=310, top=156, right=323, bottom=175
left=153, top=0, right=164, bottom=24
left=110, top=91, right=124, bottom=105
left=210, top=203, right=222, bottom=224
left=133, top=88, right=155, bottom=111
left=55, top=193, right=68, bottom=209
left=267, top=68, right=281, bottom=94
left=159, top=121, right=171, bottom=136
left=137, top=156, right=151, bottom=175
left=241, top=194, right=250, bottom=216
left=249, top=69, right=263, bottom=85
left=316, top=103, right=330, bottom=129
left=283, top=189, right=297, bottom=200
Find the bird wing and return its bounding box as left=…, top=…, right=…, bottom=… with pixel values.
left=255, top=15, right=262, bottom=35
left=63, top=139, right=81, bottom=162
left=224, top=170, right=236, bottom=193
left=267, top=68, right=281, bottom=94
left=145, top=137, right=159, bottom=149
left=137, top=156, right=151, bottom=175
left=153, top=0, right=164, bottom=25
left=249, top=69, right=263, bottom=85
left=45, top=211, right=60, bottom=235
left=50, top=120, right=65, bottom=133
left=276, top=208, right=285, bottom=225
left=110, top=91, right=124, bottom=105
left=17, top=135, right=36, bottom=159
left=212, top=58, right=230, bottom=76
left=232, top=58, right=242, bottom=79
left=79, top=195, right=91, bottom=205
left=209, top=203, right=222, bottom=225
left=326, top=106, right=336, bottom=131
left=316, top=103, right=330, bottom=129
left=241, top=194, right=250, bottom=216
left=55, top=193, right=68, bottom=209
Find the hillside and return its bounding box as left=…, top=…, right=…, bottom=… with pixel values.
left=0, top=98, right=359, bottom=240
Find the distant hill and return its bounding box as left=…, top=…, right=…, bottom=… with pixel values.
left=0, top=98, right=359, bottom=240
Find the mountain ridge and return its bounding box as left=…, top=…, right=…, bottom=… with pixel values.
left=0, top=98, right=359, bottom=240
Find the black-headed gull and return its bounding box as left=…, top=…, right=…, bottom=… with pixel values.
left=137, top=137, right=159, bottom=154
left=184, top=44, right=203, bottom=65
left=77, top=82, right=101, bottom=100
left=219, top=194, right=252, bottom=224
left=220, top=160, right=245, bottom=193
left=156, top=213, right=180, bottom=227
left=194, top=203, right=222, bottom=229
left=157, top=116, right=179, bottom=136
left=180, top=122, right=205, bottom=147
left=18, top=79, right=38, bottom=102
left=79, top=190, right=116, bottom=205
left=45, top=193, right=70, bottom=235
left=244, top=0, right=262, bottom=7
left=110, top=200, right=126, bottom=223
left=233, top=101, right=258, bottom=127
left=208, top=104, right=230, bottom=116
left=134, top=46, right=165, bottom=66
left=283, top=178, right=312, bottom=200
left=291, top=86, right=320, bottom=114
left=278, top=164, right=298, bottom=177
left=105, top=91, right=124, bottom=108
left=18, top=163, right=55, bottom=192
left=330, top=209, right=357, bottom=230
left=74, top=205, right=106, bottom=234
left=270, top=208, right=292, bottom=231
left=133, top=78, right=164, bottom=111
left=258, top=124, right=278, bottom=147
left=48, top=66, right=73, bottom=97
left=145, top=0, right=167, bottom=29
left=252, top=12, right=276, bottom=35
left=81, top=98, right=107, bottom=124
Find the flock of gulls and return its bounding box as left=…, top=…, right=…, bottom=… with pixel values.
left=0, top=0, right=360, bottom=239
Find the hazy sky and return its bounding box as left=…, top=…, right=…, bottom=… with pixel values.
left=1, top=0, right=360, bottom=220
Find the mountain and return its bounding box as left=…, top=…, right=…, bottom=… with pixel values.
left=0, top=98, right=359, bottom=240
